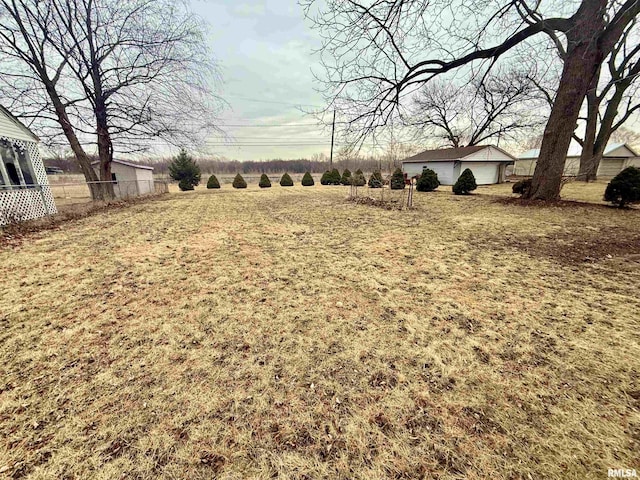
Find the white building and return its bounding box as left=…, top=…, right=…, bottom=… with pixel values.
left=0, top=105, right=56, bottom=225
left=401, top=145, right=515, bottom=185
left=91, top=159, right=155, bottom=198
left=515, top=143, right=640, bottom=177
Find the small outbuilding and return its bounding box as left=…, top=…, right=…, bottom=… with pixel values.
left=401, top=145, right=515, bottom=185
left=91, top=159, right=155, bottom=198
left=0, top=105, right=57, bottom=225
left=515, top=142, right=640, bottom=177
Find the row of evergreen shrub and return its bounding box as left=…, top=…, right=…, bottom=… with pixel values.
left=203, top=166, right=481, bottom=195
left=320, top=168, right=368, bottom=186
left=210, top=172, right=313, bottom=189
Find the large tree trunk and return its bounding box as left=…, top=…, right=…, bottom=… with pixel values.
left=526, top=0, right=607, bottom=200
left=95, top=100, right=115, bottom=200
left=47, top=83, right=104, bottom=200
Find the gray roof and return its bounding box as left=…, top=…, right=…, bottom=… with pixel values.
left=519, top=142, right=638, bottom=159
left=91, top=158, right=154, bottom=171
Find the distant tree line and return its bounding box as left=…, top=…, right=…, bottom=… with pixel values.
left=44, top=154, right=398, bottom=176
left=149, top=156, right=391, bottom=175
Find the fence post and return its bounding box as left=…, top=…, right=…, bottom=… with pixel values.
left=38, top=185, right=50, bottom=215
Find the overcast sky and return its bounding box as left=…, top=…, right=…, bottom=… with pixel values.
left=190, top=0, right=335, bottom=161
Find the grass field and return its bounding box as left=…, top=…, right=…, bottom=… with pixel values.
left=1, top=185, right=639, bottom=479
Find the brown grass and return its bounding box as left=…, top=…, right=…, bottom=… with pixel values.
left=1, top=184, right=639, bottom=479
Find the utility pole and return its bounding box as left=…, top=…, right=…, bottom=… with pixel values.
left=329, top=110, right=336, bottom=169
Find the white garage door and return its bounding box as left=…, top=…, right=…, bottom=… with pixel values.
left=460, top=162, right=499, bottom=185
left=424, top=162, right=455, bottom=185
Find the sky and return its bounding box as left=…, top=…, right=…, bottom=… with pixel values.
left=190, top=0, right=335, bottom=161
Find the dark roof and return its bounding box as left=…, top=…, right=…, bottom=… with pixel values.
left=90, top=159, right=154, bottom=170
left=402, top=145, right=516, bottom=163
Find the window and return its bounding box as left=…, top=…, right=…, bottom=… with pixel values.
left=111, top=173, right=117, bottom=184
left=0, top=139, right=36, bottom=189
left=5, top=163, right=20, bottom=184
left=16, top=146, right=35, bottom=186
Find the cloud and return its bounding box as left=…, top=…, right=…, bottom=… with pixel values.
left=231, top=3, right=266, bottom=17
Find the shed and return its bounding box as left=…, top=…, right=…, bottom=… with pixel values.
left=515, top=142, right=639, bottom=177
left=401, top=145, right=515, bottom=185
left=91, top=159, right=155, bottom=198
left=0, top=105, right=57, bottom=225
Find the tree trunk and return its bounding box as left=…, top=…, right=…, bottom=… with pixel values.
left=46, top=83, right=104, bottom=200
left=577, top=71, right=601, bottom=182
left=526, top=0, right=607, bottom=200
left=95, top=100, right=115, bottom=200
left=581, top=65, right=638, bottom=182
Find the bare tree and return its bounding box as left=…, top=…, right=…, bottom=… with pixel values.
left=410, top=70, right=545, bottom=148
left=303, top=0, right=640, bottom=200
left=0, top=0, right=103, bottom=197
left=0, top=0, right=222, bottom=200
left=529, top=16, right=640, bottom=181
left=576, top=19, right=640, bottom=181
left=611, top=126, right=640, bottom=148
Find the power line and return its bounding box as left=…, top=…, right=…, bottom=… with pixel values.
left=224, top=94, right=325, bottom=109
left=219, top=123, right=321, bottom=127
left=205, top=143, right=333, bottom=146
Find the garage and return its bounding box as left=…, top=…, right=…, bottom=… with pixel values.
left=401, top=145, right=515, bottom=186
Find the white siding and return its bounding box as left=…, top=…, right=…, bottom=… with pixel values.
left=462, top=146, right=514, bottom=162
left=514, top=159, right=536, bottom=176
left=135, top=168, right=154, bottom=195
left=626, top=158, right=640, bottom=168
left=92, top=162, right=155, bottom=197
left=403, top=161, right=456, bottom=185
left=597, top=158, right=625, bottom=177
left=514, top=157, right=580, bottom=176
left=0, top=108, right=38, bottom=143
left=461, top=162, right=500, bottom=185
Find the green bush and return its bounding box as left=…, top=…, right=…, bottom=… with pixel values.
left=604, top=166, right=640, bottom=207
left=178, top=179, right=194, bottom=191
left=512, top=178, right=532, bottom=196
left=368, top=170, right=383, bottom=188
left=232, top=173, right=247, bottom=189
left=320, top=170, right=332, bottom=185
left=329, top=168, right=341, bottom=185
left=452, top=168, right=477, bottom=195
left=352, top=169, right=366, bottom=187
left=280, top=172, right=294, bottom=186
left=390, top=167, right=405, bottom=190
left=206, top=174, right=220, bottom=189
left=169, top=149, right=201, bottom=191
left=341, top=168, right=352, bottom=185
left=416, top=168, right=439, bottom=192
left=301, top=172, right=314, bottom=186
left=259, top=173, right=271, bottom=188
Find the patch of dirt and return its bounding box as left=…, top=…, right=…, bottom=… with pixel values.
left=479, top=225, right=640, bottom=265
left=348, top=195, right=405, bottom=210
left=493, top=196, right=623, bottom=210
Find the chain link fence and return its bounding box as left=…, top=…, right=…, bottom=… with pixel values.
left=50, top=179, right=168, bottom=205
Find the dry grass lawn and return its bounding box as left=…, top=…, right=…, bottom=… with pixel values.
left=1, top=185, right=639, bottom=479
